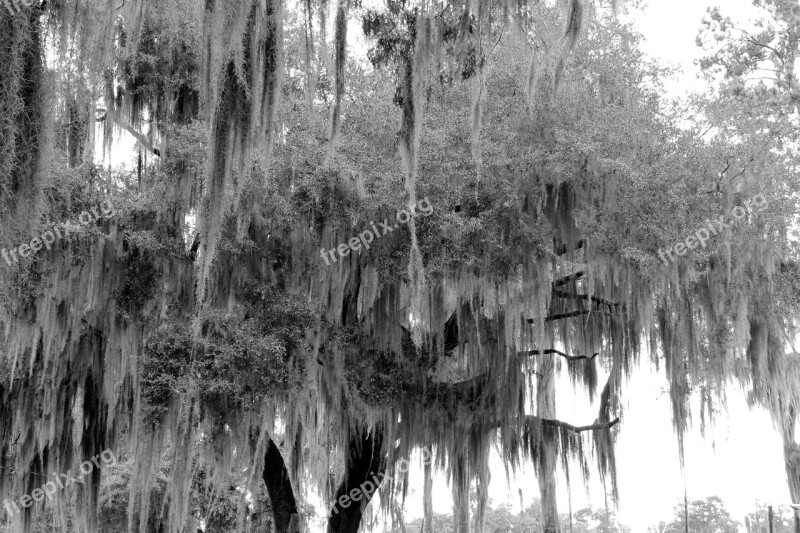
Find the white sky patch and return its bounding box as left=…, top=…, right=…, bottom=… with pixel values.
left=625, top=0, right=762, bottom=98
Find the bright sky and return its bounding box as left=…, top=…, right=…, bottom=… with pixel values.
left=304, top=1, right=798, bottom=532
left=630, top=0, right=761, bottom=98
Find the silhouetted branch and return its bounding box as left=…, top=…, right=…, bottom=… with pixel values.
left=552, top=289, right=620, bottom=312
left=526, top=309, right=618, bottom=323
left=518, top=348, right=598, bottom=362
left=553, top=271, right=584, bottom=288
left=554, top=239, right=586, bottom=256
left=529, top=416, right=620, bottom=434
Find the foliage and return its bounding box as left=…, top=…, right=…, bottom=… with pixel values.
left=193, top=304, right=303, bottom=408
left=141, top=321, right=194, bottom=424
left=141, top=286, right=317, bottom=423
left=400, top=500, right=636, bottom=533
left=744, top=503, right=798, bottom=533
left=660, top=496, right=740, bottom=533
left=115, top=247, right=161, bottom=318
left=571, top=507, right=630, bottom=533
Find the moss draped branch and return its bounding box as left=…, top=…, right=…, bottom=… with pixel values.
left=518, top=349, right=598, bottom=361
left=96, top=111, right=160, bottom=156
left=528, top=309, right=617, bottom=323
left=531, top=416, right=620, bottom=434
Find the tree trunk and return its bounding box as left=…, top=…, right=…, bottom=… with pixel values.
left=474, top=463, right=489, bottom=533
left=452, top=455, right=470, bottom=533
left=67, top=96, right=92, bottom=168
left=768, top=506, right=774, bottom=533
left=327, top=426, right=387, bottom=533
left=782, top=412, right=800, bottom=533
left=537, top=354, right=560, bottom=533
left=263, top=438, right=302, bottom=533
left=423, top=453, right=433, bottom=533
left=327, top=0, right=349, bottom=146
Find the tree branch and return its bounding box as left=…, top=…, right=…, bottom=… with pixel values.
left=518, top=348, right=598, bottom=362
left=538, top=310, right=591, bottom=322
left=530, top=416, right=620, bottom=434
left=552, top=289, right=620, bottom=311
left=527, top=309, right=618, bottom=324
left=96, top=110, right=160, bottom=156
left=553, top=271, right=584, bottom=288
left=114, top=118, right=161, bottom=157
left=554, top=239, right=586, bottom=256
left=744, top=34, right=785, bottom=65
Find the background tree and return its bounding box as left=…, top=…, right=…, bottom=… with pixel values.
left=699, top=2, right=800, bottom=524
left=661, top=496, right=740, bottom=533
left=744, top=503, right=798, bottom=533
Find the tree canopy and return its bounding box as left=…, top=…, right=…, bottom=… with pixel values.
left=0, top=0, right=798, bottom=532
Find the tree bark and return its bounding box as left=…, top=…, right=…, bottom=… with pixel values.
left=327, top=0, right=348, bottom=147
left=263, top=438, right=302, bottom=533
left=452, top=455, right=470, bottom=533
left=475, top=463, right=489, bottom=533
left=327, top=426, right=387, bottom=533
left=423, top=451, right=433, bottom=533
left=537, top=354, right=560, bottom=533
left=782, top=411, right=800, bottom=533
